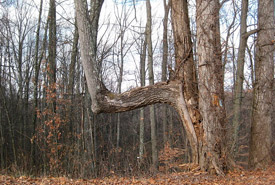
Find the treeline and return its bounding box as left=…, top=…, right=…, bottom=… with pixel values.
left=0, top=0, right=186, bottom=177
left=0, top=0, right=274, bottom=178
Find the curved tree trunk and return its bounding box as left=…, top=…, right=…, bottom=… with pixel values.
left=75, top=0, right=226, bottom=175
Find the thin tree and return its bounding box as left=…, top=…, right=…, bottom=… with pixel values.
left=231, top=0, right=257, bottom=160
left=48, top=0, right=57, bottom=112
left=68, top=18, right=79, bottom=140
left=139, top=36, right=146, bottom=166
left=31, top=0, right=44, bottom=168
left=162, top=0, right=170, bottom=145
left=146, top=0, right=158, bottom=170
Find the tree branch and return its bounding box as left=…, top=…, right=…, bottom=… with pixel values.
left=243, top=29, right=259, bottom=39
left=94, top=81, right=179, bottom=114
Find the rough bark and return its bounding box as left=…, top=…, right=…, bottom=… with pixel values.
left=171, top=0, right=200, bottom=164
left=196, top=0, right=226, bottom=175
left=249, top=0, right=274, bottom=169
left=75, top=0, right=177, bottom=112
left=74, top=0, right=104, bottom=113
left=75, top=0, right=226, bottom=174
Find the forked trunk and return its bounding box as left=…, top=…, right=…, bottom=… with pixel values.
left=75, top=0, right=226, bottom=175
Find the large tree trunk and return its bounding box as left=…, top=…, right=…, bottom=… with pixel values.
left=196, top=0, right=226, bottom=175
left=75, top=0, right=226, bottom=174
left=249, top=0, right=274, bottom=169
left=171, top=0, right=200, bottom=164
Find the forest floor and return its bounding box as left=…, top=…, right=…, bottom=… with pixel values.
left=0, top=163, right=274, bottom=184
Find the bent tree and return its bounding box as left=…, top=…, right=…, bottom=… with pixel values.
left=74, top=0, right=226, bottom=175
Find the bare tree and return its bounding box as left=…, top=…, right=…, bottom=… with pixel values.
left=75, top=0, right=227, bottom=174
left=31, top=0, right=44, bottom=168
left=231, top=0, right=257, bottom=160
left=162, top=0, right=171, bottom=145
left=139, top=35, right=146, bottom=166
left=113, top=2, right=135, bottom=149
left=48, top=0, right=57, bottom=112
left=145, top=0, right=158, bottom=170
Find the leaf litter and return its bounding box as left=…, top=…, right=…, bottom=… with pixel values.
left=0, top=163, right=274, bottom=184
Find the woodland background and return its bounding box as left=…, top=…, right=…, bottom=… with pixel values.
left=0, top=0, right=274, bottom=179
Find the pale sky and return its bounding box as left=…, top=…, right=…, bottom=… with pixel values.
left=1, top=0, right=257, bottom=92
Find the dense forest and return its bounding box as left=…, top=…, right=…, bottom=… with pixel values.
left=0, top=0, right=274, bottom=180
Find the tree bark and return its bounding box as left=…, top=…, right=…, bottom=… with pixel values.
left=74, top=0, right=104, bottom=113
left=196, top=0, right=226, bottom=175
left=249, top=0, right=274, bottom=169
left=75, top=0, right=226, bottom=174
left=171, top=0, right=200, bottom=164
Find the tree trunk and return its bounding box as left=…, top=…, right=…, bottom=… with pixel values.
left=171, top=0, right=200, bottom=164
left=162, top=0, right=170, bottom=145
left=31, top=0, right=44, bottom=169
left=231, top=0, right=254, bottom=160
left=139, top=36, right=146, bottom=166
left=75, top=0, right=226, bottom=175
left=68, top=17, right=79, bottom=140
left=116, top=26, right=124, bottom=149
left=146, top=0, right=158, bottom=170
left=249, top=0, right=274, bottom=169
left=196, top=0, right=226, bottom=175
left=48, top=0, right=57, bottom=113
